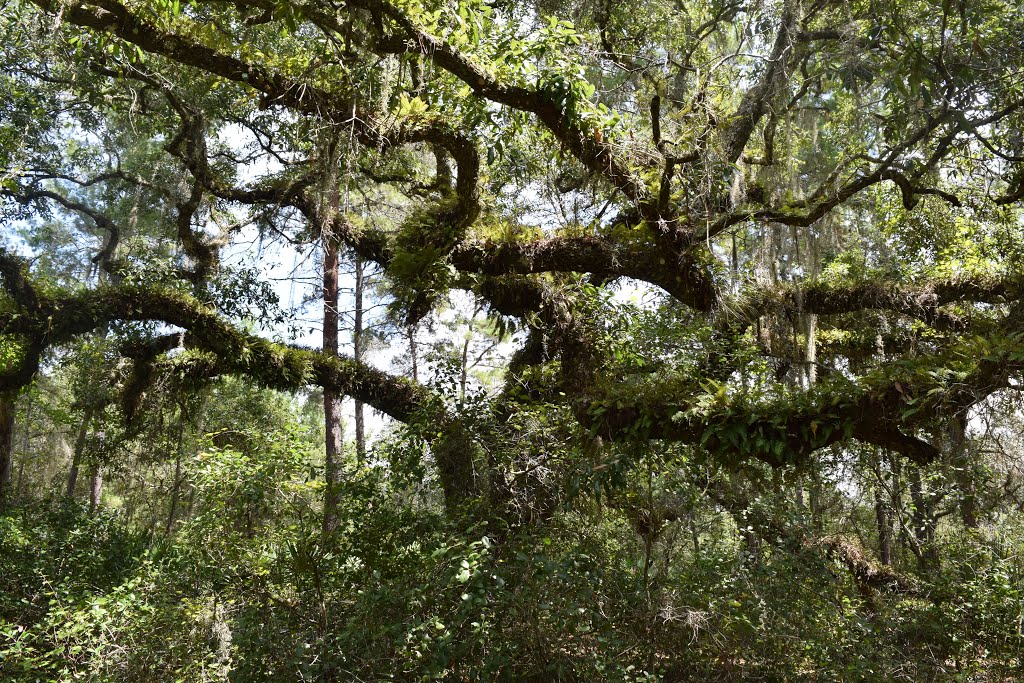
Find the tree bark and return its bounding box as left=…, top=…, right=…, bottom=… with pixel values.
left=433, top=420, right=481, bottom=513
left=870, top=451, right=894, bottom=565
left=808, top=471, right=823, bottom=533
left=948, top=415, right=979, bottom=529
left=185, top=481, right=197, bottom=520
left=166, top=433, right=184, bottom=534
left=458, top=303, right=483, bottom=407
left=0, top=391, right=15, bottom=507
left=15, top=459, right=25, bottom=499
left=459, top=334, right=471, bottom=406
left=319, top=132, right=346, bottom=537
left=874, top=485, right=892, bottom=566
left=170, top=395, right=206, bottom=532
left=66, top=407, right=95, bottom=498
left=960, top=485, right=980, bottom=530
left=805, top=312, right=817, bottom=386
left=353, top=256, right=366, bottom=464
left=908, top=467, right=939, bottom=571
left=407, top=324, right=418, bottom=382
left=89, top=463, right=103, bottom=513
left=16, top=395, right=30, bottom=498
left=323, top=231, right=345, bottom=536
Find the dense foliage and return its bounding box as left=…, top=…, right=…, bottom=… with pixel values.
left=3, top=0, right=1024, bottom=678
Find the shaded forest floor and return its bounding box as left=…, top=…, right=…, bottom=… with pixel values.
left=2, top=489, right=1022, bottom=682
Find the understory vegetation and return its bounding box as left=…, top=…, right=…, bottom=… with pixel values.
left=4, top=419, right=1024, bottom=681
left=3, top=376, right=1024, bottom=680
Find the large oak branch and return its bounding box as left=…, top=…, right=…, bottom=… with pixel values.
left=0, top=281, right=432, bottom=422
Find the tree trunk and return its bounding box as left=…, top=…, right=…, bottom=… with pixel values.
left=319, top=133, right=346, bottom=538
left=434, top=420, right=481, bottom=513
left=874, top=485, right=892, bottom=566
left=15, top=460, right=25, bottom=499
left=185, top=483, right=197, bottom=520
left=166, top=448, right=183, bottom=534
left=170, top=396, right=206, bottom=531
left=89, top=463, right=103, bottom=513
left=353, top=256, right=366, bottom=464
left=689, top=513, right=701, bottom=556
left=743, top=527, right=761, bottom=564
left=407, top=324, right=418, bottom=382
left=16, top=395, right=30, bottom=498
left=459, top=334, right=471, bottom=406
left=804, top=312, right=817, bottom=386
left=808, top=475, right=823, bottom=533
left=960, top=485, right=980, bottom=530
left=0, top=391, right=15, bottom=507
left=948, top=415, right=979, bottom=529
left=870, top=451, right=893, bottom=565
left=322, top=230, right=344, bottom=536
left=459, top=304, right=483, bottom=407
left=66, top=407, right=95, bottom=498
left=909, top=467, right=938, bottom=571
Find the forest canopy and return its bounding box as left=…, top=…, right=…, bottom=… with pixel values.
left=2, top=0, right=1024, bottom=679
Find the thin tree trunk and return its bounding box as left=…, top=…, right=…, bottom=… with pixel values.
left=166, top=398, right=199, bottom=534
left=175, top=394, right=207, bottom=529
left=689, top=513, right=701, bottom=556
left=185, top=483, right=197, bottom=520
left=124, top=484, right=137, bottom=524
left=320, top=134, right=345, bottom=538
left=731, top=230, right=738, bottom=290
left=66, top=408, right=95, bottom=498
left=166, top=447, right=184, bottom=534
left=871, top=450, right=893, bottom=565
left=808, top=469, right=823, bottom=533
left=961, top=486, right=980, bottom=529
left=743, top=528, right=761, bottom=564
left=0, top=392, right=15, bottom=507
left=805, top=313, right=817, bottom=386
left=353, top=256, right=366, bottom=464
left=323, top=231, right=344, bottom=536
left=874, top=485, right=892, bottom=566
left=459, top=305, right=482, bottom=406
left=909, top=467, right=938, bottom=571
left=407, top=324, right=418, bottom=382
left=15, top=460, right=25, bottom=499
left=17, top=396, right=30, bottom=498
left=459, top=335, right=471, bottom=406
left=890, top=457, right=914, bottom=564
left=949, top=414, right=979, bottom=529
left=89, top=463, right=103, bottom=513
left=803, top=310, right=822, bottom=529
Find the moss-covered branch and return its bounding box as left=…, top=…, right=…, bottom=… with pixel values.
left=584, top=321, right=1024, bottom=468
left=0, top=280, right=432, bottom=420
left=731, top=274, right=1024, bottom=327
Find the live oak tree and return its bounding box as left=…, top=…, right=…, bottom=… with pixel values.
left=2, top=0, right=1024, bottom=545
left=6, top=0, right=1024, bottom=680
